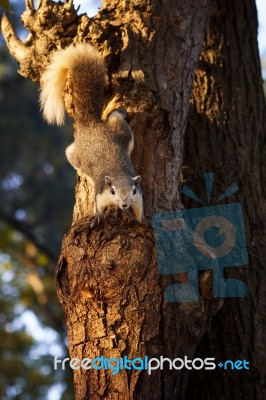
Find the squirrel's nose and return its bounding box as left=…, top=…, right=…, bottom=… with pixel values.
left=122, top=203, right=128, bottom=209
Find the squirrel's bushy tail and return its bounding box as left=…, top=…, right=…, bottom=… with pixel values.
left=40, top=44, right=106, bottom=126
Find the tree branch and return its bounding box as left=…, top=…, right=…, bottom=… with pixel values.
left=1, top=13, right=30, bottom=63
left=1, top=0, right=85, bottom=81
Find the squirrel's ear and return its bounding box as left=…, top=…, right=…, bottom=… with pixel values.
left=133, top=176, right=141, bottom=185
left=105, top=176, right=113, bottom=186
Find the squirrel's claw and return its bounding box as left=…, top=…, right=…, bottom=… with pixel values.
left=90, top=213, right=102, bottom=228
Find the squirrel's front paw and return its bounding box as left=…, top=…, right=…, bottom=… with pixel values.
left=89, top=213, right=102, bottom=228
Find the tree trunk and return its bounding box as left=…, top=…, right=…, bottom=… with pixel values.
left=54, top=1, right=216, bottom=398
left=183, top=0, right=266, bottom=399
left=2, top=0, right=265, bottom=399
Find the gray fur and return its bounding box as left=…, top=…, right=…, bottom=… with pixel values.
left=41, top=44, right=143, bottom=221
left=66, top=114, right=136, bottom=195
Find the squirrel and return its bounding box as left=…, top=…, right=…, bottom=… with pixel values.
left=40, top=44, right=143, bottom=224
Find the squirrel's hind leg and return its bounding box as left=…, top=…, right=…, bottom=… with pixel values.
left=106, top=110, right=134, bottom=157
left=65, top=142, right=81, bottom=170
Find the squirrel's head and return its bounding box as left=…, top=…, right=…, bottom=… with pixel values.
left=105, top=175, right=141, bottom=210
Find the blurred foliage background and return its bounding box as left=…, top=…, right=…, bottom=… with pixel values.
left=0, top=0, right=264, bottom=399
left=0, top=1, right=76, bottom=398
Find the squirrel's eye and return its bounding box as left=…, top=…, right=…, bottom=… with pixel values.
left=111, top=188, right=115, bottom=195
left=133, top=187, right=137, bottom=195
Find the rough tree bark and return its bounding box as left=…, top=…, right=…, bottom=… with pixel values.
left=1, top=0, right=265, bottom=399
left=183, top=0, right=266, bottom=399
